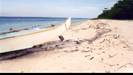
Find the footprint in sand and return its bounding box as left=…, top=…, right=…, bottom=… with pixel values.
left=89, top=57, right=94, bottom=60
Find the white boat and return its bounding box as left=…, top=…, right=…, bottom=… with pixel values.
left=0, top=18, right=71, bottom=53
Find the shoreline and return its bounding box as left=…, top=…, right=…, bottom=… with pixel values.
left=0, top=19, right=133, bottom=73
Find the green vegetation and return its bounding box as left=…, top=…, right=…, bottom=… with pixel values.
left=98, top=0, right=133, bottom=20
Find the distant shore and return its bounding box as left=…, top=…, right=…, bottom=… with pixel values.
left=0, top=19, right=133, bottom=73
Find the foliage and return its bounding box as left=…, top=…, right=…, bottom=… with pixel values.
left=98, top=0, right=133, bottom=20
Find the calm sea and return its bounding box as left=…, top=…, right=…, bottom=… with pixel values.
left=0, top=17, right=88, bottom=33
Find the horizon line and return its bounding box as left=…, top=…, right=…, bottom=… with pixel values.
left=0, top=16, right=90, bottom=19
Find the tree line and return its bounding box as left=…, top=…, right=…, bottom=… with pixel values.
left=98, top=0, right=133, bottom=20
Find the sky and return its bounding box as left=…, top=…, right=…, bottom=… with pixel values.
left=0, top=0, right=118, bottom=18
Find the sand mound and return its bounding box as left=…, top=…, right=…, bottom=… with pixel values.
left=0, top=20, right=133, bottom=73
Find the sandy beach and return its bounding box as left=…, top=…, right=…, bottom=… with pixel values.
left=0, top=19, right=133, bottom=73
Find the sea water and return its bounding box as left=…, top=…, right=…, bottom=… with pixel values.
left=0, top=17, right=88, bottom=33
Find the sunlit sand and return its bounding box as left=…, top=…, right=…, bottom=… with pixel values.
left=0, top=19, right=133, bottom=73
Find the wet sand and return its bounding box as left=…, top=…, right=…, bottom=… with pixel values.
left=0, top=19, right=133, bottom=73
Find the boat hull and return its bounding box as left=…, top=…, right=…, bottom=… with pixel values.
left=0, top=18, right=71, bottom=53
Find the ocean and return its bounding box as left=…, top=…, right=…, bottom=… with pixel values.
left=0, top=17, right=88, bottom=33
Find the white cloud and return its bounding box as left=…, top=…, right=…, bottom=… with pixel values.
left=0, top=0, right=118, bottom=18
left=41, top=6, right=100, bottom=18
left=1, top=5, right=101, bottom=18
left=0, top=0, right=2, bottom=15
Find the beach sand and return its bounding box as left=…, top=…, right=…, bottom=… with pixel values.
left=0, top=19, right=133, bottom=73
